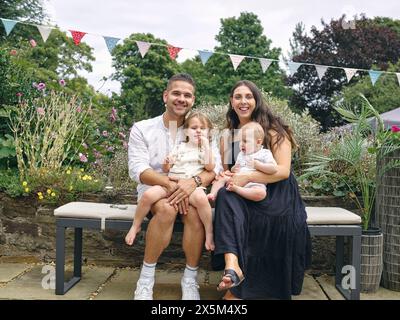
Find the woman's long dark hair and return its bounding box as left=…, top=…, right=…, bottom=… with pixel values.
left=226, top=80, right=297, bottom=150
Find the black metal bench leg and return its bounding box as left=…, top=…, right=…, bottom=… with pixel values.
left=55, top=224, right=66, bottom=295
left=335, top=236, right=344, bottom=287
left=351, top=234, right=361, bottom=300
left=74, top=228, right=82, bottom=278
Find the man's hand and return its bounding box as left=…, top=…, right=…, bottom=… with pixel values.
left=164, top=180, right=178, bottom=196
left=167, top=177, right=196, bottom=214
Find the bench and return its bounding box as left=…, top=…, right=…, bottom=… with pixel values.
left=54, top=202, right=362, bottom=299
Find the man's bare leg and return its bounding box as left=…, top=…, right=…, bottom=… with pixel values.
left=143, top=198, right=178, bottom=263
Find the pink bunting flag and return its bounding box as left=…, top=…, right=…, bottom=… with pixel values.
left=167, top=45, right=182, bottom=60
left=344, top=68, right=358, bottom=83
left=69, top=30, right=87, bottom=46
left=229, top=54, right=245, bottom=71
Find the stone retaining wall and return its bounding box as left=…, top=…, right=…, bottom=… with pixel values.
left=0, top=192, right=358, bottom=273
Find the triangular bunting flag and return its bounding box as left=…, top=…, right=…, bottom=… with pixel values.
left=37, top=25, right=52, bottom=42
left=198, top=50, right=213, bottom=65
left=1, top=18, right=17, bottom=36
left=344, top=68, right=358, bottom=83
left=167, top=45, right=182, bottom=60
left=229, top=54, right=245, bottom=71
left=397, top=73, right=400, bottom=86
left=369, top=70, right=383, bottom=86
left=136, top=41, right=151, bottom=58
left=259, top=58, right=272, bottom=73
left=315, top=65, right=329, bottom=80
left=69, top=30, right=87, bottom=45
left=103, top=36, right=120, bottom=54
left=287, top=62, right=302, bottom=76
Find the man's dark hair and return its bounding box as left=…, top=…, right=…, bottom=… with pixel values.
left=167, top=73, right=196, bottom=92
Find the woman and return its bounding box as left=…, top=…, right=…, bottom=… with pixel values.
left=212, top=80, right=311, bottom=300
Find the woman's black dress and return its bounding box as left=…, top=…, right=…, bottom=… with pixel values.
left=212, top=141, right=312, bottom=300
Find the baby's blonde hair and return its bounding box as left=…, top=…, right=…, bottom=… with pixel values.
left=241, top=121, right=265, bottom=141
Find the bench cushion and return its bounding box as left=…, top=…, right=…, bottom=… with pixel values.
left=306, top=207, right=361, bottom=225
left=55, top=202, right=361, bottom=225
left=54, top=202, right=136, bottom=220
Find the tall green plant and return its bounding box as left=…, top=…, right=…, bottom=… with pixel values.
left=303, top=95, right=400, bottom=230
left=7, top=91, right=91, bottom=179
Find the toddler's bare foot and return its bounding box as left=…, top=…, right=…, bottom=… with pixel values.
left=125, top=225, right=141, bottom=246
left=205, top=232, right=215, bottom=251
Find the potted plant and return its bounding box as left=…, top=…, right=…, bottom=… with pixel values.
left=302, top=95, right=400, bottom=293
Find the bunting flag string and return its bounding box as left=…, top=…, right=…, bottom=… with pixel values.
left=1, top=16, right=400, bottom=87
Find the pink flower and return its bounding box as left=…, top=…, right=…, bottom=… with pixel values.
left=102, top=130, right=108, bottom=137
left=110, top=107, right=117, bottom=123
left=118, top=132, right=126, bottom=139
left=9, top=49, right=17, bottom=56
left=76, top=106, right=82, bottom=113
left=37, top=83, right=46, bottom=91
left=29, top=39, right=37, bottom=47
left=16, top=92, right=23, bottom=97
left=37, top=107, right=45, bottom=116
left=79, top=153, right=88, bottom=163
left=391, top=125, right=400, bottom=133
left=59, top=79, right=66, bottom=86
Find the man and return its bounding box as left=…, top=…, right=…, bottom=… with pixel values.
left=128, top=73, right=222, bottom=300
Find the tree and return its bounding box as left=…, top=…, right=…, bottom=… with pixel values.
left=112, top=33, right=181, bottom=125
left=334, top=61, right=400, bottom=114
left=288, top=15, right=400, bottom=130
left=0, top=0, right=47, bottom=27
left=183, top=12, right=291, bottom=105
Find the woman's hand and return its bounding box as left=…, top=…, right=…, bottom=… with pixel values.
left=228, top=172, right=251, bottom=187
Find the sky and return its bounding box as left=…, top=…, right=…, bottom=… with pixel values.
left=43, top=0, right=400, bottom=95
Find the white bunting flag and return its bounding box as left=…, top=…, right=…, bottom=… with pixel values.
left=397, top=73, right=400, bottom=86
left=315, top=65, right=329, bottom=80
left=259, top=58, right=273, bottom=73
left=344, top=68, right=358, bottom=83
left=37, top=25, right=52, bottom=42
left=287, top=62, right=302, bottom=76
left=229, top=54, right=245, bottom=71
left=136, top=41, right=151, bottom=58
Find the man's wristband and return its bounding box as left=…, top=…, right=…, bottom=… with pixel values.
left=192, top=175, right=202, bottom=187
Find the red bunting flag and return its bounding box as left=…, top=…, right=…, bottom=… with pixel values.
left=167, top=45, right=181, bottom=60
left=69, top=30, right=87, bottom=45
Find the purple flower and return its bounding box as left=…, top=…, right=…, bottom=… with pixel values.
left=37, top=83, right=46, bottom=91
left=79, top=153, right=88, bottom=163
left=102, top=130, right=108, bottom=137
left=106, top=146, right=114, bottom=152
left=59, top=79, right=66, bottom=86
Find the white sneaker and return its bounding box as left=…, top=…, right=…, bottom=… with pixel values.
left=134, top=278, right=154, bottom=300
left=181, top=277, right=200, bottom=300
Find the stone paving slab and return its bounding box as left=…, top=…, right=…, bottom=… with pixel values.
left=0, top=265, right=114, bottom=300
left=0, top=263, right=32, bottom=283
left=94, top=268, right=222, bottom=300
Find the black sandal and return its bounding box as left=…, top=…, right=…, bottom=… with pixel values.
left=216, top=268, right=245, bottom=291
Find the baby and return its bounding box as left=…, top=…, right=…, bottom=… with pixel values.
left=125, top=112, right=216, bottom=251
left=208, top=121, right=277, bottom=202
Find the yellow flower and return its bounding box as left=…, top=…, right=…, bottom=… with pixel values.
left=24, top=187, right=30, bottom=193
left=39, top=196, right=44, bottom=200
left=37, top=192, right=43, bottom=197
left=80, top=168, right=84, bottom=172
left=51, top=192, right=56, bottom=197
left=82, top=176, right=87, bottom=181
left=47, top=189, right=51, bottom=194
left=88, top=176, right=92, bottom=180
left=66, top=170, right=71, bottom=175
left=22, top=181, right=28, bottom=187
left=69, top=185, right=73, bottom=191
left=94, top=179, right=98, bottom=182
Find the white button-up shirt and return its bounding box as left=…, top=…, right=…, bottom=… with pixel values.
left=128, top=114, right=223, bottom=198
